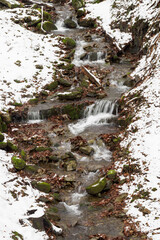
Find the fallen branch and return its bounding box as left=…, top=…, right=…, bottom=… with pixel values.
left=81, top=66, right=102, bottom=87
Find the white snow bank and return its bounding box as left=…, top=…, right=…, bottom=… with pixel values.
left=0, top=150, right=48, bottom=239
left=86, top=0, right=132, bottom=50
left=0, top=8, right=60, bottom=110
left=115, top=31, right=160, bottom=239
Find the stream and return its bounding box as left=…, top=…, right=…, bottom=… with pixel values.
left=17, top=1, right=135, bottom=239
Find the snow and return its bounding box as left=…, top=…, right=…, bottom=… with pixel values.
left=0, top=8, right=60, bottom=110
left=86, top=0, right=132, bottom=50
left=0, top=150, right=48, bottom=239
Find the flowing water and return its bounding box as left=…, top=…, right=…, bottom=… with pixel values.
left=24, top=1, right=134, bottom=238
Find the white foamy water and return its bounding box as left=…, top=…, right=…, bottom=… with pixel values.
left=69, top=100, right=118, bottom=135
left=71, top=192, right=87, bottom=204
left=28, top=110, right=43, bottom=124
left=62, top=202, right=81, bottom=216
left=92, top=142, right=111, bottom=161
left=73, top=40, right=106, bottom=66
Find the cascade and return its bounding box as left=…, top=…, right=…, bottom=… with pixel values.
left=27, top=110, right=42, bottom=123
left=69, top=100, right=118, bottom=135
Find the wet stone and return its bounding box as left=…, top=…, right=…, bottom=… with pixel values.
left=79, top=146, right=94, bottom=155
left=86, top=177, right=107, bottom=195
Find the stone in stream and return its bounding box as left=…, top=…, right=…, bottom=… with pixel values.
left=86, top=177, right=107, bottom=195
left=57, top=89, right=82, bottom=100
left=64, top=18, right=77, bottom=29
left=79, top=146, right=94, bottom=155
left=11, top=156, right=26, bottom=170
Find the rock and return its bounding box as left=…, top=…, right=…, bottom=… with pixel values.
left=58, top=90, right=82, bottom=100
left=53, top=192, right=61, bottom=202
left=31, top=181, right=51, bottom=193
left=58, top=78, right=72, bottom=87
left=79, top=146, right=94, bottom=155
left=35, top=146, right=52, bottom=152
left=62, top=37, right=76, bottom=49
left=25, top=165, right=38, bottom=174
left=35, top=64, right=43, bottom=69
left=66, top=160, right=77, bottom=171
left=0, top=142, right=7, bottom=150
left=77, top=8, right=86, bottom=18
left=0, top=132, right=4, bottom=142
left=86, top=177, right=107, bottom=195
left=115, top=193, right=128, bottom=203
left=45, top=80, right=58, bottom=91
left=107, top=169, right=117, bottom=180
left=72, top=0, right=85, bottom=10
left=46, top=206, right=61, bottom=221
left=49, top=155, right=59, bottom=162
left=78, top=18, right=96, bottom=28
left=7, top=140, right=18, bottom=151
left=12, top=156, right=26, bottom=170
left=41, top=21, right=57, bottom=32
left=123, top=78, right=135, bottom=87
left=89, top=52, right=97, bottom=61
left=20, top=149, right=26, bottom=160
left=64, top=18, right=77, bottom=28
left=103, top=179, right=112, bottom=191
left=29, top=98, right=38, bottom=105
left=0, top=0, right=21, bottom=8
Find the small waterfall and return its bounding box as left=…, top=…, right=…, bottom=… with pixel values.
left=28, top=110, right=42, bottom=123
left=69, top=100, right=118, bottom=135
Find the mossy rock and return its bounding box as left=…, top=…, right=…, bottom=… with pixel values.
left=77, top=8, right=86, bottom=18
left=72, top=0, right=85, bottom=10
left=45, top=206, right=60, bottom=221
left=20, top=150, right=26, bottom=160
left=79, top=146, right=94, bottom=155
left=62, top=103, right=83, bottom=120
left=32, top=181, right=51, bottom=193
left=0, top=142, right=7, bottom=150
left=0, top=132, right=4, bottom=142
left=58, top=90, right=82, bottom=100
left=11, top=231, right=23, bottom=240
left=64, top=18, right=77, bottom=28
left=0, top=112, right=11, bottom=124
left=43, top=21, right=57, bottom=32
left=12, top=156, right=26, bottom=170
left=58, top=78, right=72, bottom=87
left=29, top=98, right=38, bottom=105
left=35, top=146, right=52, bottom=152
left=45, top=81, right=58, bottom=91
left=7, top=141, right=18, bottom=152
left=107, top=170, right=117, bottom=180
left=49, top=155, right=59, bottom=162
left=62, top=63, right=75, bottom=70
left=37, top=21, right=57, bottom=32
left=37, top=8, right=52, bottom=21
left=62, top=37, right=76, bottom=49
left=25, top=165, right=38, bottom=174
left=78, top=18, right=96, bottom=27
left=86, top=177, right=107, bottom=195
left=0, top=0, right=21, bottom=8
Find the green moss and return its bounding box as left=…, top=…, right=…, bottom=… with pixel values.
left=107, top=170, right=117, bottom=180
left=0, top=132, right=4, bottom=142
left=12, top=156, right=26, bottom=170
left=86, top=177, right=106, bottom=195
left=7, top=141, right=18, bottom=152
left=58, top=78, right=72, bottom=87
left=10, top=102, right=23, bottom=107
left=72, top=0, right=85, bottom=10
left=42, top=21, right=57, bottom=32
left=62, top=63, right=75, bottom=70
left=80, top=79, right=89, bottom=88
left=29, top=98, right=38, bottom=105
left=0, top=142, right=7, bottom=150
left=64, top=18, right=77, bottom=28
left=45, top=81, right=58, bottom=91
left=25, top=165, right=38, bottom=174
left=20, top=150, right=26, bottom=160
left=58, top=90, right=82, bottom=100
left=35, top=146, right=52, bottom=152
left=33, top=181, right=51, bottom=193
left=62, top=37, right=76, bottom=49
left=37, top=8, right=52, bottom=21
left=62, top=104, right=82, bottom=120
